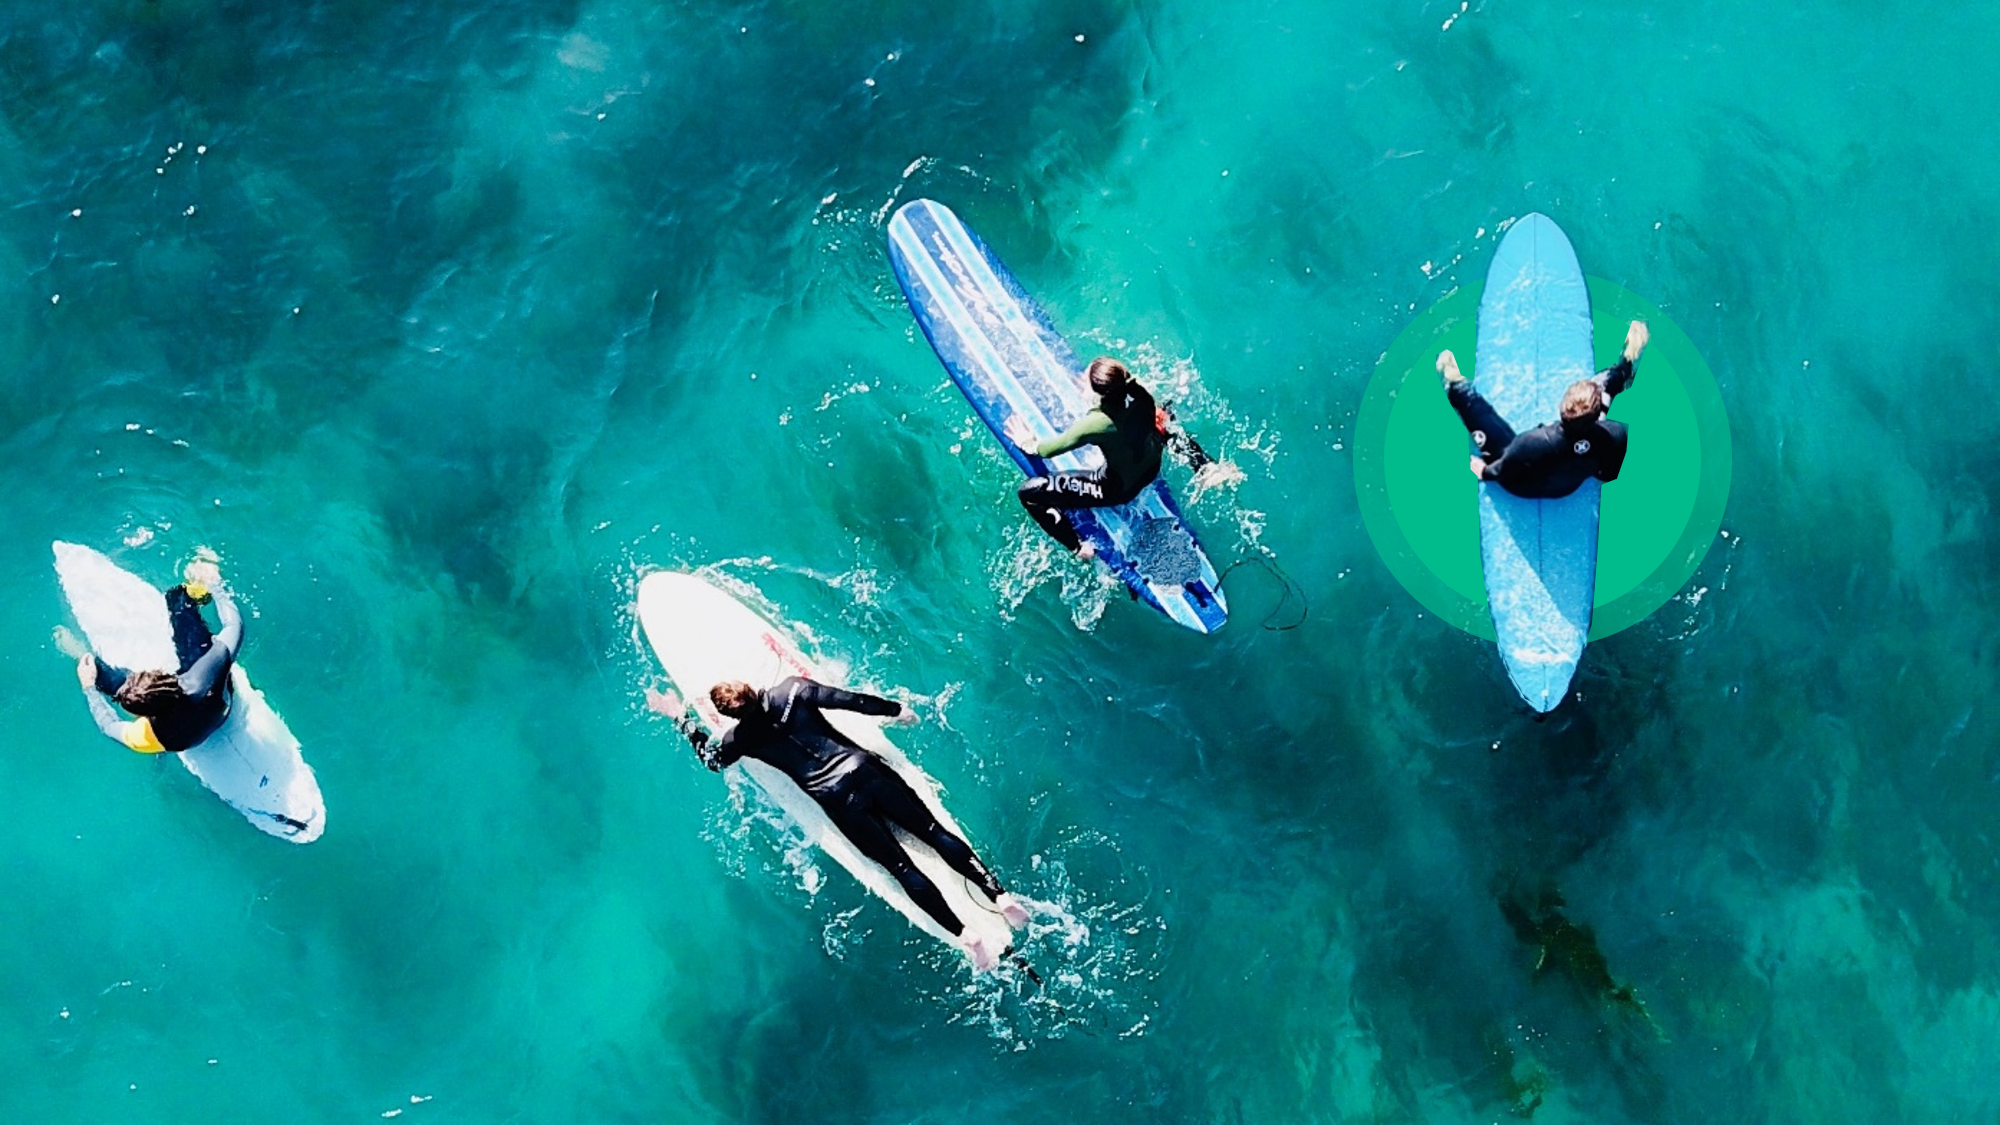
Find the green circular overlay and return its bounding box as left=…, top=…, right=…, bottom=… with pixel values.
left=1355, top=279, right=1732, bottom=641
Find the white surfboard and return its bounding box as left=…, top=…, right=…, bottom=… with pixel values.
left=54, top=542, right=325, bottom=843
left=636, top=570, right=1014, bottom=955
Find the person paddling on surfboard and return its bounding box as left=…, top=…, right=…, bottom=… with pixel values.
left=1436, top=321, right=1649, bottom=500
left=67, top=553, right=240, bottom=755
left=1002, top=356, right=1223, bottom=558
left=650, top=676, right=1032, bottom=971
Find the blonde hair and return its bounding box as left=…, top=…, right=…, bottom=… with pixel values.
left=1560, top=380, right=1605, bottom=421
left=709, top=681, right=759, bottom=717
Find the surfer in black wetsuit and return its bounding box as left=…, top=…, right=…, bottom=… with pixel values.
left=71, top=556, right=241, bottom=754
left=1002, top=357, right=1227, bottom=558
left=1437, top=321, right=1649, bottom=499
left=649, top=676, right=1031, bottom=971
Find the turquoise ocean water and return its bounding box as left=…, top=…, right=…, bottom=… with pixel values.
left=4, top=1, right=1998, bottom=1121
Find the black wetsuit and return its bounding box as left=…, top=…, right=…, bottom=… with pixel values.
left=1017, top=383, right=1168, bottom=552
left=698, top=677, right=1004, bottom=937
left=86, top=585, right=242, bottom=752
left=1449, top=357, right=1634, bottom=500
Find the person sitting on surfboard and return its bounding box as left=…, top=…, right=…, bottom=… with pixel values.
left=1002, top=357, right=1217, bottom=558
left=70, top=554, right=240, bottom=754
left=653, top=676, right=1031, bottom=971
left=1437, top=321, right=1649, bottom=500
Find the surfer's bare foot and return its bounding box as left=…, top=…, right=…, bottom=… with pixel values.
left=996, top=893, right=1032, bottom=929
left=1437, top=349, right=1465, bottom=386
left=1470, top=456, right=1489, bottom=479
left=1075, top=541, right=1097, bottom=561
left=1623, top=321, right=1649, bottom=363
left=962, top=932, right=998, bottom=972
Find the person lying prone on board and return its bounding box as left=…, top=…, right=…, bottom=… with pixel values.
left=650, top=676, right=1031, bottom=971
left=1002, top=356, right=1235, bottom=559
left=1436, top=321, right=1649, bottom=499
left=67, top=555, right=240, bottom=754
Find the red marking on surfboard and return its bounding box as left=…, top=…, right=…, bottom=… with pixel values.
left=760, top=631, right=811, bottom=678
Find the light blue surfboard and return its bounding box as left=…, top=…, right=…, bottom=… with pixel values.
left=886, top=199, right=1227, bottom=633
left=1475, top=213, right=1597, bottom=711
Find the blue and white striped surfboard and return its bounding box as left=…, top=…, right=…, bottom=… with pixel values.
left=887, top=199, right=1227, bottom=633
left=1475, top=213, right=1598, bottom=711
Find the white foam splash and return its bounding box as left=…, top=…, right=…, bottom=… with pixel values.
left=921, top=829, right=1165, bottom=1047
left=1659, top=529, right=1742, bottom=643
left=821, top=906, right=868, bottom=959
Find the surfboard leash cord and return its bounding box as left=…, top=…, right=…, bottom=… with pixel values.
left=1218, top=551, right=1308, bottom=631
left=962, top=877, right=1046, bottom=989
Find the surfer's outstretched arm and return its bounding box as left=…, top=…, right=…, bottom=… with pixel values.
left=82, top=691, right=132, bottom=744
left=209, top=588, right=244, bottom=656
left=77, top=657, right=125, bottom=742
left=1596, top=321, right=1647, bottom=401
left=90, top=653, right=131, bottom=696
left=75, top=655, right=160, bottom=751
left=1595, top=357, right=1635, bottom=403
left=1030, top=412, right=1114, bottom=460
left=788, top=679, right=903, bottom=719
left=176, top=588, right=241, bottom=700
left=1165, top=426, right=1215, bottom=473
left=646, top=687, right=729, bottom=769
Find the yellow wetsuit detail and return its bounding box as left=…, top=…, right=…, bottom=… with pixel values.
left=121, top=718, right=167, bottom=754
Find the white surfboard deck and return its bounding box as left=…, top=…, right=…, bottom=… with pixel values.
left=636, top=570, right=1014, bottom=954
left=54, top=542, right=324, bottom=843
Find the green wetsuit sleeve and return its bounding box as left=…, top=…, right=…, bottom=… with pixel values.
left=1033, top=410, right=1116, bottom=459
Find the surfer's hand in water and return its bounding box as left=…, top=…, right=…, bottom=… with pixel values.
left=184, top=557, right=221, bottom=591
left=52, top=625, right=87, bottom=660
left=1623, top=320, right=1649, bottom=363
left=1190, top=460, right=1246, bottom=499
left=1075, top=540, right=1097, bottom=561
left=888, top=703, right=919, bottom=728
left=74, top=654, right=96, bottom=689
left=1470, top=456, right=1489, bottom=479
left=645, top=687, right=684, bottom=717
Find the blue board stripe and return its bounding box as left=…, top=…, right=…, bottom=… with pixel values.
left=917, top=204, right=1086, bottom=428
left=890, top=206, right=1081, bottom=467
